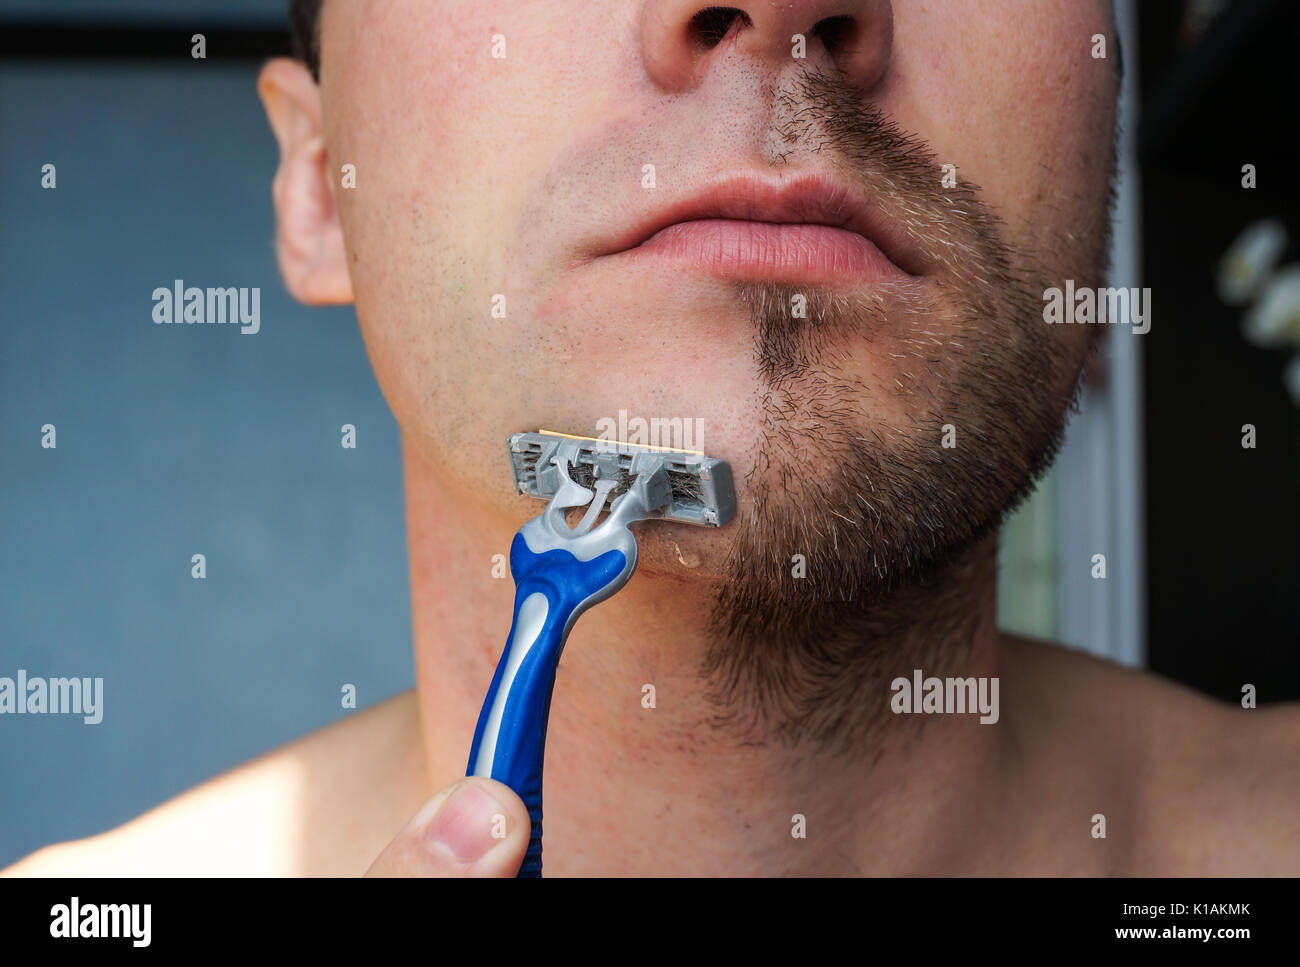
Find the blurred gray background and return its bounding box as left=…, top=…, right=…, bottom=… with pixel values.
left=0, top=0, right=412, bottom=867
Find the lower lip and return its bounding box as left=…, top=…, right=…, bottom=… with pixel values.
left=617, top=219, right=909, bottom=284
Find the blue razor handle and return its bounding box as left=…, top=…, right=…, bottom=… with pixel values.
left=467, top=461, right=645, bottom=877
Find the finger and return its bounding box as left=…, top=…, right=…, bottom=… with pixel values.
left=365, top=777, right=530, bottom=877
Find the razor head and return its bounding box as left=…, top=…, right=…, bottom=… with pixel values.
left=508, top=430, right=735, bottom=527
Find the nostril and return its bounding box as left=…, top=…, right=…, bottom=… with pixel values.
left=812, top=15, right=856, bottom=55
left=688, top=6, right=752, bottom=51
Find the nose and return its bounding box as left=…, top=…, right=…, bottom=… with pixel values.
left=640, top=0, right=893, bottom=93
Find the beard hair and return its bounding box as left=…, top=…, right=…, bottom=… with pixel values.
left=702, top=69, right=1110, bottom=754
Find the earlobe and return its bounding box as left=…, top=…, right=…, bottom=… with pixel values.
left=258, top=57, right=353, bottom=306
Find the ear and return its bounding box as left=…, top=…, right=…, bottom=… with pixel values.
left=258, top=57, right=353, bottom=305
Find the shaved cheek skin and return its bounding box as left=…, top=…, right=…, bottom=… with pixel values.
left=327, top=4, right=660, bottom=474
left=325, top=3, right=524, bottom=449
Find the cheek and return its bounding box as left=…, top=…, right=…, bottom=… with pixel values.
left=322, top=9, right=536, bottom=446
left=325, top=2, right=641, bottom=450
left=885, top=0, right=1116, bottom=256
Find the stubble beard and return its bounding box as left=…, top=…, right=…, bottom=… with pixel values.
left=702, top=69, right=1110, bottom=754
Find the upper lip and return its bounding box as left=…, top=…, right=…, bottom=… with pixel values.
left=593, top=172, right=924, bottom=277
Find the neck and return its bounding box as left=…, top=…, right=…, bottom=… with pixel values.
left=403, top=440, right=1012, bottom=874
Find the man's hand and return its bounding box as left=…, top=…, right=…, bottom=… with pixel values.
left=366, top=777, right=531, bottom=877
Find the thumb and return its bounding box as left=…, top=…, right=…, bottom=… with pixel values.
left=366, top=777, right=531, bottom=877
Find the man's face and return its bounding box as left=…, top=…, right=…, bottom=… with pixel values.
left=316, top=0, right=1116, bottom=592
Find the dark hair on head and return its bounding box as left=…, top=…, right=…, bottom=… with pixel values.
left=289, top=0, right=323, bottom=81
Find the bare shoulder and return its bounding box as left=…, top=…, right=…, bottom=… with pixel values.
left=1002, top=635, right=1300, bottom=874
left=3, top=690, right=426, bottom=878
left=1141, top=693, right=1300, bottom=875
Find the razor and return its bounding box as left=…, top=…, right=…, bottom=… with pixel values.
left=466, top=430, right=735, bottom=877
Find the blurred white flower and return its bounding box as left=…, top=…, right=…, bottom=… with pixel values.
left=1218, top=218, right=1287, bottom=306
left=1284, top=355, right=1300, bottom=406
left=1242, top=264, right=1300, bottom=348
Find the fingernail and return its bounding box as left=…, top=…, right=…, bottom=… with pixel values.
left=426, top=782, right=506, bottom=863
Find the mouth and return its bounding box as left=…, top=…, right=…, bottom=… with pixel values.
left=585, top=173, right=923, bottom=286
